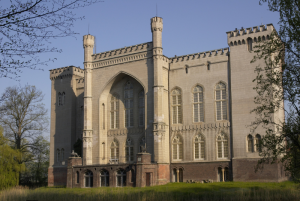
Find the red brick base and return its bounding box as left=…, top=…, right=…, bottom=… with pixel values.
left=48, top=167, right=67, bottom=186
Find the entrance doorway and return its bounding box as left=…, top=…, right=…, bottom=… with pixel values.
left=146, top=173, right=151, bottom=186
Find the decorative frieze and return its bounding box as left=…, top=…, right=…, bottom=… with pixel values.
left=107, top=128, right=145, bottom=137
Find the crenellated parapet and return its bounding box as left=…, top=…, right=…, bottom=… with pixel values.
left=49, top=66, right=84, bottom=80
left=226, top=24, right=275, bottom=46
left=93, top=42, right=152, bottom=61
left=169, top=48, right=229, bottom=64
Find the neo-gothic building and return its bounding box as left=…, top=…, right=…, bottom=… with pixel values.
left=48, top=17, right=286, bottom=188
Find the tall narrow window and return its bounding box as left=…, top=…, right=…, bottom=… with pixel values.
left=62, top=92, right=65, bottom=105
left=172, top=89, right=182, bottom=124
left=255, top=134, right=262, bottom=152
left=103, top=104, right=105, bottom=129
left=215, top=83, right=227, bottom=121
left=110, top=94, right=119, bottom=129
left=194, top=134, right=205, bottom=160
left=247, top=135, right=254, bottom=152
left=138, top=91, right=145, bottom=126
left=58, top=93, right=62, bottom=106
left=124, top=81, right=134, bottom=127
left=125, top=138, right=134, bottom=162
left=193, top=86, right=204, bottom=122
left=61, top=148, right=64, bottom=161
left=76, top=171, right=79, bottom=184
left=217, top=134, right=228, bottom=159
left=110, top=139, right=119, bottom=162
left=172, top=135, right=183, bottom=160
left=57, top=149, right=60, bottom=162
left=247, top=37, right=253, bottom=51
left=102, top=142, right=105, bottom=159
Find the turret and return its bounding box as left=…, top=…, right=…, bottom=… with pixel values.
left=151, top=17, right=163, bottom=54
left=82, top=34, right=94, bottom=165
left=83, top=35, right=95, bottom=63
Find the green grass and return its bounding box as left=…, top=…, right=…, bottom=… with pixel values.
left=0, top=182, right=299, bottom=201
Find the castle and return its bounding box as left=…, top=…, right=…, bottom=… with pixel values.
left=48, top=17, right=286, bottom=188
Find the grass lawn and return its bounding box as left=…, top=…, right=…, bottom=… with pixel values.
left=0, top=181, right=299, bottom=201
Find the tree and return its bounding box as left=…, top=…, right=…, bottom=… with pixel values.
left=252, top=0, right=300, bottom=181
left=0, top=85, right=48, bottom=165
left=0, top=126, right=25, bottom=190
left=20, top=136, right=49, bottom=187
left=0, top=0, right=103, bottom=79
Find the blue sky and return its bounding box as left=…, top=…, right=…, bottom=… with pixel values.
left=0, top=0, right=280, bottom=136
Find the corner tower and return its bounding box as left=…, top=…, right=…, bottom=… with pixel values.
left=83, top=34, right=94, bottom=165
left=151, top=17, right=170, bottom=170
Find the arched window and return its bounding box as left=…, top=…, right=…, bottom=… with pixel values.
left=224, top=167, right=229, bottom=181
left=247, top=37, right=253, bottom=51
left=215, top=82, right=227, bottom=121
left=110, top=139, right=119, bottom=162
left=62, top=92, right=65, bottom=105
left=100, top=169, right=109, bottom=187
left=138, top=90, right=145, bottom=126
left=247, top=135, right=254, bottom=152
left=179, top=168, right=183, bottom=182
left=110, top=94, right=119, bottom=129
left=171, top=88, right=182, bottom=124
left=172, top=135, right=183, bottom=160
left=173, top=169, right=177, bottom=182
left=85, top=170, right=93, bottom=187
left=124, top=81, right=134, bottom=127
left=102, top=142, right=105, bottom=159
left=57, top=149, right=60, bottom=162
left=193, top=86, right=204, bottom=122
left=255, top=134, right=262, bottom=152
left=76, top=171, right=79, bottom=184
left=217, top=133, right=228, bottom=159
left=61, top=148, right=64, bottom=161
left=58, top=93, right=62, bottom=106
left=125, top=138, right=134, bottom=162
left=194, top=134, right=205, bottom=160
left=139, top=137, right=145, bottom=152
left=102, top=104, right=105, bottom=129
left=116, top=169, right=126, bottom=187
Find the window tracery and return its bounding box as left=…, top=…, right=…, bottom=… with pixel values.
left=193, top=86, right=204, bottom=122
left=171, top=88, right=182, bottom=124
left=215, top=82, right=227, bottom=121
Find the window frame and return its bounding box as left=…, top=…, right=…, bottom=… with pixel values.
left=215, top=82, right=228, bottom=121
left=193, top=85, right=204, bottom=123
left=171, top=88, right=183, bottom=124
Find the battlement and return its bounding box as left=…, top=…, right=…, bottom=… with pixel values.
left=49, top=66, right=84, bottom=80
left=83, top=34, right=95, bottom=48
left=151, top=16, right=163, bottom=32
left=92, top=42, right=152, bottom=61
left=169, top=47, right=229, bottom=63
left=227, top=24, right=275, bottom=46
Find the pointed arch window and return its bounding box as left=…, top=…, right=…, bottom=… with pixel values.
left=217, top=134, right=228, bottom=159
left=172, top=135, right=183, bottom=160
left=255, top=134, right=262, bottom=152
left=193, top=86, right=204, bottom=122
left=110, top=94, right=119, bottom=129
left=110, top=139, right=119, bottom=161
left=247, top=135, right=254, bottom=152
left=215, top=83, right=227, bottom=121
left=171, top=89, right=182, bottom=124
left=125, top=138, right=134, bottom=162
left=194, top=134, right=205, bottom=160
left=138, top=90, right=145, bottom=126
left=124, top=81, right=134, bottom=127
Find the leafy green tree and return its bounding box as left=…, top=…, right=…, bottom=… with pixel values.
left=0, top=126, right=25, bottom=189
left=0, top=0, right=102, bottom=79
left=0, top=85, right=48, bottom=165
left=252, top=0, right=300, bottom=181
left=20, top=136, right=49, bottom=187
